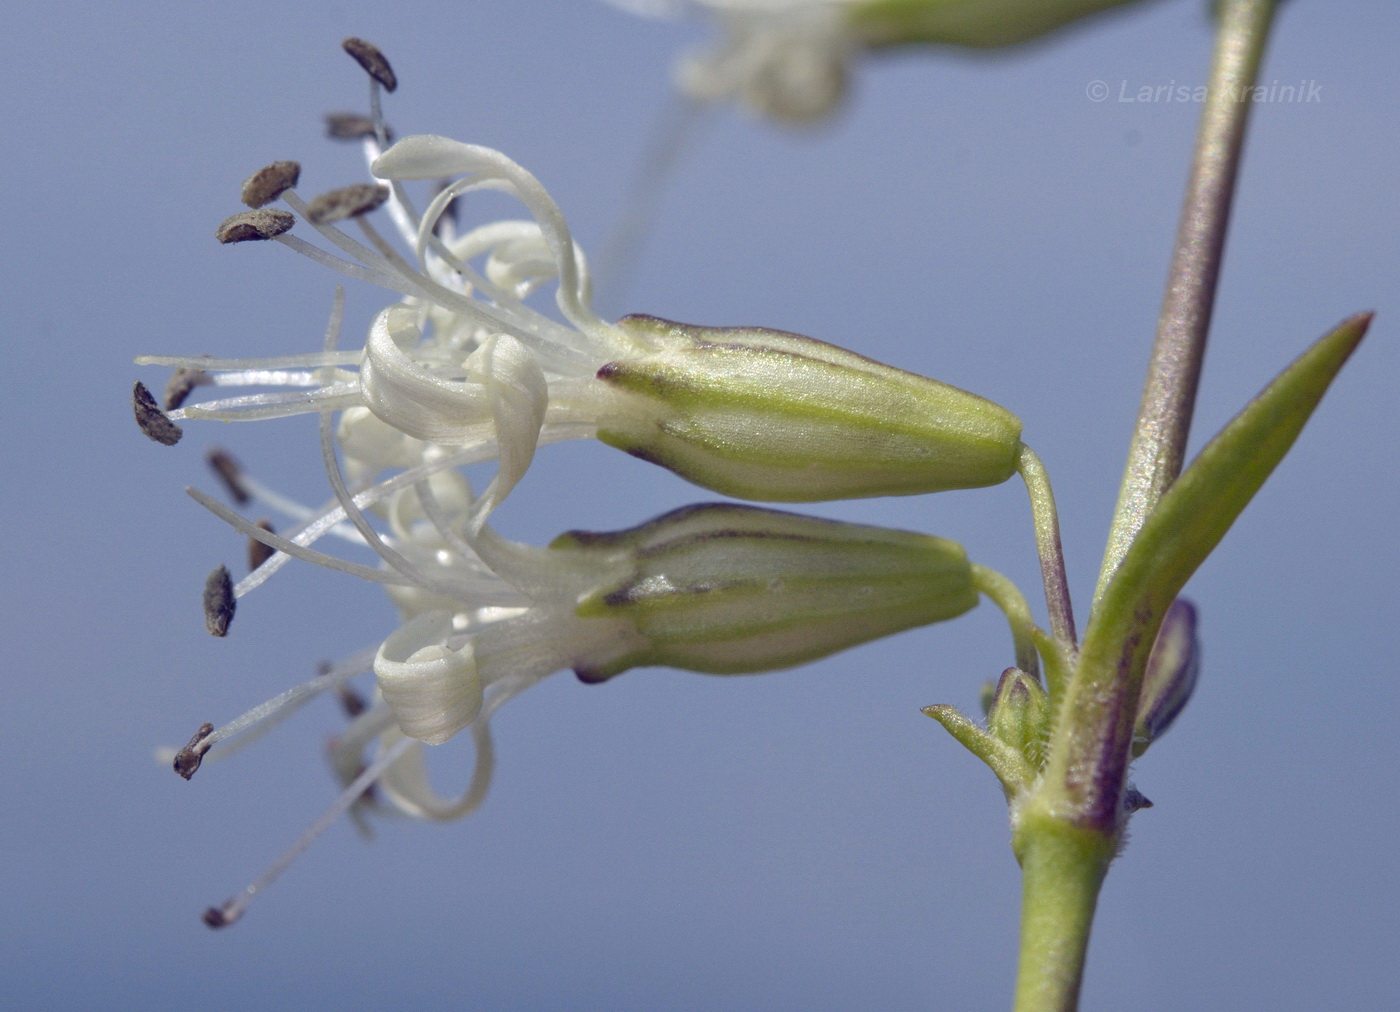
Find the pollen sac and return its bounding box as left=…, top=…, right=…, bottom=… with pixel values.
left=986, top=666, right=1048, bottom=768
left=554, top=503, right=979, bottom=683
left=305, top=184, right=390, bottom=225
left=240, top=160, right=301, bottom=208
left=215, top=209, right=295, bottom=244
left=202, top=565, right=236, bottom=637
left=596, top=316, right=1023, bottom=502
left=342, top=37, right=398, bottom=92
left=1132, top=598, right=1200, bottom=757
left=132, top=380, right=183, bottom=445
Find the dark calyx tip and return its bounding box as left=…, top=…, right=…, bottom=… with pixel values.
left=216, top=208, right=295, bottom=244
left=240, top=160, right=302, bottom=208
left=341, top=37, right=397, bottom=92
left=203, top=565, right=236, bottom=637
left=305, top=184, right=389, bottom=225
left=133, top=380, right=183, bottom=445
left=173, top=722, right=215, bottom=780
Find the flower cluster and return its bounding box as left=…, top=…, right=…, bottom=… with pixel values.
left=136, top=38, right=1027, bottom=926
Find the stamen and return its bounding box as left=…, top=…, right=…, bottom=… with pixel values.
left=305, top=184, right=390, bottom=225
left=203, top=565, right=235, bottom=637
left=164, top=365, right=212, bottom=410
left=133, top=380, right=183, bottom=445
left=341, top=37, right=397, bottom=93
left=248, top=519, right=275, bottom=571
left=216, top=209, right=296, bottom=244
left=205, top=448, right=251, bottom=505
left=336, top=682, right=369, bottom=718
left=172, top=722, right=215, bottom=780
left=240, top=161, right=302, bottom=209
left=201, top=733, right=413, bottom=929
left=325, top=111, right=377, bottom=140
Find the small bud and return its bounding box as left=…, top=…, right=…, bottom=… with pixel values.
left=248, top=519, right=275, bottom=571
left=132, top=380, right=182, bottom=445
left=203, top=565, right=235, bottom=637
left=240, top=160, right=301, bottom=208
left=597, top=316, right=1023, bottom=502
left=1132, top=599, right=1200, bottom=757
left=325, top=111, right=378, bottom=140
left=215, top=208, right=295, bottom=244
left=985, top=667, right=1048, bottom=767
left=305, top=184, right=390, bottom=225
left=342, top=37, right=397, bottom=92
left=554, top=503, right=979, bottom=682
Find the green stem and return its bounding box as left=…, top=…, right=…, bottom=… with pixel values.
left=1011, top=818, right=1113, bottom=1012
left=971, top=563, right=1042, bottom=681
left=1094, top=0, right=1280, bottom=608
left=1016, top=445, right=1076, bottom=651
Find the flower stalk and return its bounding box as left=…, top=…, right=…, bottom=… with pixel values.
left=1012, top=2, right=1283, bottom=1007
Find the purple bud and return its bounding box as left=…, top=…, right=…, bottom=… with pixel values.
left=1133, top=598, right=1200, bottom=757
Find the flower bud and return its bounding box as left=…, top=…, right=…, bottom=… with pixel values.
left=986, top=666, right=1048, bottom=767
left=1132, top=598, right=1199, bottom=757
left=553, top=503, right=979, bottom=682
left=595, top=315, right=1023, bottom=502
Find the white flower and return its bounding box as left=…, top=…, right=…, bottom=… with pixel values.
left=610, top=0, right=857, bottom=123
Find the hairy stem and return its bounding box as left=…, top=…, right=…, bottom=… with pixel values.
left=1095, top=0, right=1280, bottom=607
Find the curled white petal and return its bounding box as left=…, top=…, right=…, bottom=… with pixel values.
left=375, top=611, right=483, bottom=745
left=463, top=333, right=548, bottom=528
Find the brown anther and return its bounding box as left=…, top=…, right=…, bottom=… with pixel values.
left=205, top=447, right=250, bottom=505
left=342, top=37, right=397, bottom=92
left=202, top=903, right=238, bottom=929
left=203, top=565, right=236, bottom=637
left=240, top=160, right=302, bottom=208
left=216, top=208, right=296, bottom=244
left=173, top=722, right=215, bottom=780
left=336, top=683, right=369, bottom=719
left=133, top=380, right=183, bottom=446
left=163, top=366, right=211, bottom=411
left=248, top=519, right=275, bottom=571
left=324, top=111, right=377, bottom=140
left=305, top=184, right=389, bottom=225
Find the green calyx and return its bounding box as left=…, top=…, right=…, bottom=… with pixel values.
left=596, top=315, right=1023, bottom=503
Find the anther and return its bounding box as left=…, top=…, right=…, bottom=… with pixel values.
left=163, top=366, right=211, bottom=411
left=172, top=722, right=215, bottom=780
left=202, top=903, right=238, bottom=929
left=203, top=565, right=236, bottom=637
left=324, top=111, right=377, bottom=140
left=341, top=37, right=397, bottom=92
left=205, top=447, right=251, bottom=505
left=336, top=682, right=369, bottom=719
left=240, top=161, right=302, bottom=209
left=305, top=184, right=390, bottom=225
left=248, top=519, right=275, bottom=571
left=216, top=209, right=296, bottom=244
left=133, top=380, right=183, bottom=445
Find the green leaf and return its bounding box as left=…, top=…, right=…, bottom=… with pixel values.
left=1085, top=311, right=1372, bottom=672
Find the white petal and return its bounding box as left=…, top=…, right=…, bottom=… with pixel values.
left=375, top=611, right=483, bottom=745
left=463, top=333, right=548, bottom=527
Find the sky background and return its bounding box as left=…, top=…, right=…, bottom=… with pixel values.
left=3, top=1, right=1397, bottom=1008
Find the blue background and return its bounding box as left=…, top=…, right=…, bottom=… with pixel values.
left=3, top=1, right=1396, bottom=1008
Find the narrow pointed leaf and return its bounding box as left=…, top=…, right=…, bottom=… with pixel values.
left=1088, top=312, right=1370, bottom=658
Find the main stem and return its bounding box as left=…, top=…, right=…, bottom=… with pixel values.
left=1012, top=2, right=1280, bottom=1009
left=1094, top=0, right=1280, bottom=606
